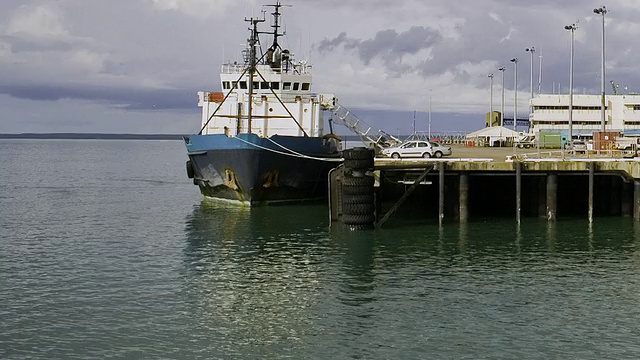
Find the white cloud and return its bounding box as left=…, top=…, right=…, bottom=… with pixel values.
left=7, top=3, right=69, bottom=39
left=149, top=0, right=237, bottom=18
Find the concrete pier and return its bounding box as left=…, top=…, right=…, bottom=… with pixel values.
left=329, top=145, right=640, bottom=228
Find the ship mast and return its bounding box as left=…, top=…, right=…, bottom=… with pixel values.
left=266, top=2, right=288, bottom=51
left=244, top=16, right=264, bottom=133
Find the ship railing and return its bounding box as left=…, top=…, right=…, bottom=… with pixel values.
left=221, top=63, right=313, bottom=75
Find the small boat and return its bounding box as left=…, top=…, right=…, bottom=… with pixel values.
left=183, top=2, right=343, bottom=205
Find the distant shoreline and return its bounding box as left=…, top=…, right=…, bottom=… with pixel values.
left=0, top=133, right=185, bottom=140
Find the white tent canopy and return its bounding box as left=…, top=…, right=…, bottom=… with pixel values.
left=465, top=126, right=520, bottom=139
left=465, top=126, right=520, bottom=147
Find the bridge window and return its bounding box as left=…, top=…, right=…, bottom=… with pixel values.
left=283, top=82, right=292, bottom=90
left=239, top=81, right=247, bottom=89
left=271, top=82, right=280, bottom=90
left=293, top=82, right=300, bottom=90
left=222, top=81, right=230, bottom=89
left=302, top=83, right=310, bottom=91
left=261, top=82, right=269, bottom=89
left=252, top=82, right=259, bottom=89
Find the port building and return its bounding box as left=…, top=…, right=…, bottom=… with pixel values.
left=529, top=94, right=640, bottom=136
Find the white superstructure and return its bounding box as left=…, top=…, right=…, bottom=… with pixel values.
left=197, top=6, right=335, bottom=138
left=198, top=60, right=334, bottom=137
left=529, top=94, right=640, bottom=135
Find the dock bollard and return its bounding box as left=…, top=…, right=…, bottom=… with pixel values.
left=341, top=147, right=375, bottom=230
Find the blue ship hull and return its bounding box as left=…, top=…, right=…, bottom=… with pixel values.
left=184, top=133, right=341, bottom=205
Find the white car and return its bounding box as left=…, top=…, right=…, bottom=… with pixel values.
left=568, top=139, right=587, bottom=153
left=381, top=140, right=452, bottom=158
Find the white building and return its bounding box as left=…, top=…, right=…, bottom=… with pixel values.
left=529, top=94, right=640, bottom=137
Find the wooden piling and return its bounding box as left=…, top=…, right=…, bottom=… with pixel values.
left=634, top=180, right=640, bottom=221
left=547, top=173, right=558, bottom=221
left=515, top=162, right=521, bottom=225
left=439, top=163, right=445, bottom=226
left=588, top=163, right=594, bottom=223
left=459, top=172, right=469, bottom=223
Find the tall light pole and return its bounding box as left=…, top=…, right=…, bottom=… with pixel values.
left=510, top=58, right=518, bottom=130
left=498, top=66, right=505, bottom=126
left=526, top=47, right=536, bottom=131
left=565, top=23, right=577, bottom=147
left=488, top=74, right=494, bottom=126
left=526, top=47, right=535, bottom=110
left=594, top=6, right=608, bottom=133
left=428, top=89, right=432, bottom=138
left=538, top=47, right=543, bottom=94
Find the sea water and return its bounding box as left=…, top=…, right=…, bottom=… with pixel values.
left=2, top=139, right=640, bottom=359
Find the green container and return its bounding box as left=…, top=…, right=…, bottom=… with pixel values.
left=538, top=132, right=561, bottom=149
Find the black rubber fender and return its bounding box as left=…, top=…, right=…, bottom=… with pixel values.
left=186, top=160, right=195, bottom=179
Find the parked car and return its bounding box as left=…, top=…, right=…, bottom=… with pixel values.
left=381, top=140, right=452, bottom=159
left=568, top=139, right=587, bottom=153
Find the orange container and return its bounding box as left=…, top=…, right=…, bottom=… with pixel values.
left=208, top=92, right=224, bottom=102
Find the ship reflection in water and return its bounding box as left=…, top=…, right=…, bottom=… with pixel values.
left=182, top=201, right=640, bottom=357
left=182, top=200, right=336, bottom=355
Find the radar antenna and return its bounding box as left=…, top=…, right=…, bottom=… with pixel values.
left=263, top=2, right=291, bottom=51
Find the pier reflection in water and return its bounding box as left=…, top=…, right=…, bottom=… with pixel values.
left=182, top=202, right=640, bottom=358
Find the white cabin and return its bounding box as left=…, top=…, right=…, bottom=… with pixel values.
left=199, top=57, right=335, bottom=138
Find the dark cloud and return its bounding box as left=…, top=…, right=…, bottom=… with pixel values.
left=1, top=34, right=77, bottom=53
left=0, top=83, right=196, bottom=110
left=316, top=26, right=442, bottom=74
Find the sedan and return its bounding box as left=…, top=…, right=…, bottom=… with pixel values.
left=381, top=140, right=452, bottom=159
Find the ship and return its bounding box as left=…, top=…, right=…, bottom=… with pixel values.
left=183, top=2, right=344, bottom=205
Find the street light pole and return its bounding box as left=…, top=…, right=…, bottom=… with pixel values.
left=594, top=6, right=608, bottom=133
left=538, top=47, right=543, bottom=94
left=526, top=47, right=535, bottom=97
left=565, top=23, right=577, bottom=147
left=428, top=89, right=432, bottom=138
left=526, top=48, right=535, bottom=133
left=488, top=74, right=494, bottom=127
left=510, top=58, right=518, bottom=131
left=498, top=66, right=505, bottom=126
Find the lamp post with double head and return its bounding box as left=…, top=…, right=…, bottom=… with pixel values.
left=594, top=6, right=607, bottom=133
left=428, top=89, right=432, bottom=138
left=498, top=66, right=505, bottom=126
left=565, top=23, right=577, bottom=148
left=510, top=58, right=518, bottom=130
left=526, top=47, right=535, bottom=113
left=488, top=74, right=494, bottom=127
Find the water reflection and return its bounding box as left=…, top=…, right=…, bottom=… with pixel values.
left=182, top=200, right=334, bottom=356
left=181, top=204, right=640, bottom=357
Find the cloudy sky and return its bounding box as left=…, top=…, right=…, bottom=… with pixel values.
left=1, top=0, right=639, bottom=134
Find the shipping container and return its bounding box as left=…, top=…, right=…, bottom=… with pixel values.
left=538, top=131, right=562, bottom=148
left=593, top=131, right=620, bottom=151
